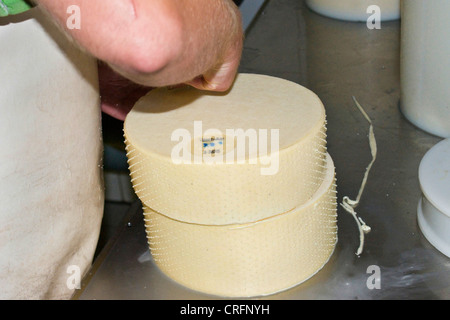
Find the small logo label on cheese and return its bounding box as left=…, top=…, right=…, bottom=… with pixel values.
left=171, top=121, right=279, bottom=175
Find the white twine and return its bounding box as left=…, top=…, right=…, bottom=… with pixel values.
left=341, top=96, right=377, bottom=256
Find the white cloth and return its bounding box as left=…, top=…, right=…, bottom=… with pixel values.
left=0, top=8, right=104, bottom=299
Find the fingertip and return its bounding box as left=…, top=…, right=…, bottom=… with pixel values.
left=185, top=73, right=235, bottom=92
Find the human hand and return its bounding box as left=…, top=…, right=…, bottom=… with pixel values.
left=184, top=1, right=243, bottom=92
left=184, top=23, right=243, bottom=92
left=36, top=0, right=244, bottom=98
left=98, top=61, right=152, bottom=121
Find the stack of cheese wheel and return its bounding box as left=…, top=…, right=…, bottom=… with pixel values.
left=124, top=73, right=338, bottom=297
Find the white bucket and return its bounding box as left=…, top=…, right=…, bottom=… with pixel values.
left=400, top=0, right=450, bottom=138
left=0, top=7, right=104, bottom=299
left=417, top=138, right=450, bottom=258
left=305, top=0, right=400, bottom=22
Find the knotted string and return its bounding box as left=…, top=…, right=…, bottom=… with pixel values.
left=341, top=96, right=377, bottom=256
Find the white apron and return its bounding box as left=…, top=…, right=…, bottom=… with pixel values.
left=0, top=7, right=104, bottom=299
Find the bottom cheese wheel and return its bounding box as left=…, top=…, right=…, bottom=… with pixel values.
left=143, top=153, right=338, bottom=298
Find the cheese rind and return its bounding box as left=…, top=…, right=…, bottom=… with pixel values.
left=124, top=73, right=328, bottom=225
left=143, top=153, right=337, bottom=298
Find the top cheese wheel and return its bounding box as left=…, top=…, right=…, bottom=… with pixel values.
left=124, top=73, right=328, bottom=225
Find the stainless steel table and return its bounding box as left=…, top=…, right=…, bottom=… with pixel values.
left=75, top=0, right=449, bottom=300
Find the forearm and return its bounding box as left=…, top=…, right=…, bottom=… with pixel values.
left=34, top=0, right=242, bottom=87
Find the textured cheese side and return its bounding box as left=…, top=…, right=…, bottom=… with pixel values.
left=124, top=73, right=328, bottom=225
left=143, top=153, right=338, bottom=298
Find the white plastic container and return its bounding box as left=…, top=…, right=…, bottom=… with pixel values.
left=0, top=8, right=104, bottom=299
left=305, top=0, right=400, bottom=22
left=400, top=0, right=450, bottom=138
left=417, top=139, right=450, bottom=258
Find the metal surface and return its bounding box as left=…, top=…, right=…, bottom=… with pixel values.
left=238, top=0, right=267, bottom=31
left=75, top=0, right=450, bottom=300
